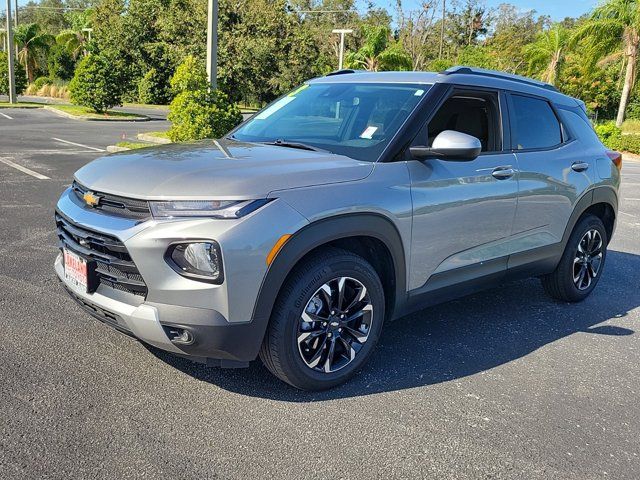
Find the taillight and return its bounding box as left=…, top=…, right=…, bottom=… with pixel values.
left=606, top=150, right=622, bottom=172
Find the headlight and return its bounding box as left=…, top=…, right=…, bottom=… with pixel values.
left=166, top=242, right=223, bottom=283
left=149, top=199, right=270, bottom=219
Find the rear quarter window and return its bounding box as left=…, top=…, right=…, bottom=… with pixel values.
left=557, top=109, right=602, bottom=146
left=510, top=94, right=562, bottom=150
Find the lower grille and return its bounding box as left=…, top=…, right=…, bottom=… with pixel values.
left=56, top=212, right=148, bottom=297
left=63, top=285, right=132, bottom=334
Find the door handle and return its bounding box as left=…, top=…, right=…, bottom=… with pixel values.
left=571, top=161, right=589, bottom=172
left=491, top=166, right=515, bottom=179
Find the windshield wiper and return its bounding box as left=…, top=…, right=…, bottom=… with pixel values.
left=262, top=139, right=328, bottom=153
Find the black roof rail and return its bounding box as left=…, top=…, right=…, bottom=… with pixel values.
left=325, top=69, right=359, bottom=77
left=441, top=66, right=559, bottom=93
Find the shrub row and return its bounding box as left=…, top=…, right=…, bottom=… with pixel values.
left=594, top=121, right=640, bottom=154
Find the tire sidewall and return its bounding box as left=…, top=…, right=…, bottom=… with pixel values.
left=277, top=255, right=385, bottom=389
left=562, top=215, right=608, bottom=299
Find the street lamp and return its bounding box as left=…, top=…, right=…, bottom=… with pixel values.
left=82, top=27, right=93, bottom=43
left=332, top=28, right=353, bottom=70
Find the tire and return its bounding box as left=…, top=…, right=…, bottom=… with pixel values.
left=259, top=247, right=385, bottom=390
left=541, top=214, right=608, bottom=302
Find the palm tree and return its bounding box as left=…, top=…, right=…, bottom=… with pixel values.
left=574, top=0, right=640, bottom=126
left=56, top=29, right=90, bottom=59
left=13, top=23, right=55, bottom=83
left=523, top=24, right=569, bottom=86
left=345, top=26, right=413, bottom=72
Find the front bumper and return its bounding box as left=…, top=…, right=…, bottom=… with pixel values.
left=55, top=187, right=308, bottom=363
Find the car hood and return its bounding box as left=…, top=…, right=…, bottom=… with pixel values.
left=74, top=139, right=374, bottom=199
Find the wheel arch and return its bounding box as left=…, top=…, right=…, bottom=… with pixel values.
left=562, top=186, right=618, bottom=248
left=251, top=213, right=407, bottom=333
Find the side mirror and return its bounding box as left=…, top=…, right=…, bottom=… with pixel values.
left=410, top=130, right=481, bottom=161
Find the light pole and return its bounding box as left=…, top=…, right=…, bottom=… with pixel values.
left=206, top=0, right=218, bottom=90
left=332, top=28, right=353, bottom=70
left=82, top=27, right=93, bottom=43
left=5, top=0, right=16, bottom=103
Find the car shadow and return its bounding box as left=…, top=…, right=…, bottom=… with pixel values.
left=148, top=250, right=638, bottom=401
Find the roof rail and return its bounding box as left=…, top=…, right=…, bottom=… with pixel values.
left=441, top=66, right=559, bottom=93
left=325, top=69, right=358, bottom=77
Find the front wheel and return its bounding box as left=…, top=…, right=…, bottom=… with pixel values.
left=259, top=248, right=385, bottom=390
left=541, top=214, right=608, bottom=302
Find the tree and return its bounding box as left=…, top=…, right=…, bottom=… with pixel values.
left=574, top=0, right=640, bottom=126
left=523, top=24, right=569, bottom=85
left=0, top=55, right=28, bottom=95
left=167, top=56, right=242, bottom=141
left=56, top=29, right=91, bottom=59
left=345, top=25, right=412, bottom=71
left=69, top=53, right=122, bottom=112
left=48, top=43, right=76, bottom=80
left=14, top=23, right=55, bottom=83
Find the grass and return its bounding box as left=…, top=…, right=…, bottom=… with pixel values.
left=621, top=119, right=640, bottom=135
left=145, top=130, right=171, bottom=139
left=48, top=104, right=147, bottom=120
left=0, top=101, right=43, bottom=108
left=116, top=141, right=152, bottom=150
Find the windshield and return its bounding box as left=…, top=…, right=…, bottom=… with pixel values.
left=231, top=82, right=430, bottom=161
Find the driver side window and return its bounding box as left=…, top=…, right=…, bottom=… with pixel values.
left=426, top=90, right=502, bottom=153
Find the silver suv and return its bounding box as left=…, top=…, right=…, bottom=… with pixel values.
left=55, top=67, right=621, bottom=390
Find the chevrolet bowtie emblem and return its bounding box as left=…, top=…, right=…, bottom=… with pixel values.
left=83, top=191, right=101, bottom=207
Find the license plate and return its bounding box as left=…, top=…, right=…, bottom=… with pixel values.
left=63, top=248, right=89, bottom=294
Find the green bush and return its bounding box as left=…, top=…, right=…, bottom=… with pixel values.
left=168, top=89, right=242, bottom=142
left=170, top=55, right=208, bottom=96
left=48, top=44, right=75, bottom=81
left=33, top=76, right=52, bottom=90
left=69, top=54, right=122, bottom=113
left=0, top=56, right=27, bottom=95
left=616, top=134, right=640, bottom=154
left=138, top=68, right=170, bottom=105
left=594, top=121, right=621, bottom=149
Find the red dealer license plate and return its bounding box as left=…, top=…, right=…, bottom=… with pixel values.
left=63, top=248, right=90, bottom=294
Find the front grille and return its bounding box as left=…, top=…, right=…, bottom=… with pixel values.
left=56, top=212, right=148, bottom=297
left=72, top=181, right=151, bottom=219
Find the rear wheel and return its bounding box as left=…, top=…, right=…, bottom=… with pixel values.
left=541, top=214, right=607, bottom=302
left=259, top=247, right=385, bottom=390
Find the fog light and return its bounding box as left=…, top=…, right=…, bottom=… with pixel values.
left=163, top=325, right=195, bottom=345
left=166, top=241, right=223, bottom=283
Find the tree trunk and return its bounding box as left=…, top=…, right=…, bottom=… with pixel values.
left=617, top=40, right=638, bottom=127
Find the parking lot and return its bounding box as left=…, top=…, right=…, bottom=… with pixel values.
left=1, top=107, right=639, bottom=479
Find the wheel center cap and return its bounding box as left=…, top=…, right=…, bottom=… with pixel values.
left=330, top=321, right=340, bottom=328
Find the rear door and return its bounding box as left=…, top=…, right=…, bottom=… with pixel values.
left=506, top=93, right=595, bottom=267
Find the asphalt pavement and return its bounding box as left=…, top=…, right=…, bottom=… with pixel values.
left=0, top=108, right=639, bottom=479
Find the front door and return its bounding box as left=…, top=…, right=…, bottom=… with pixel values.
left=407, top=88, right=518, bottom=292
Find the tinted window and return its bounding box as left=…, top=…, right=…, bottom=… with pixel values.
left=511, top=95, right=562, bottom=149
left=427, top=92, right=501, bottom=152
left=557, top=109, right=601, bottom=146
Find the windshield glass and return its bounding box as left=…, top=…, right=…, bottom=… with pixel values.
left=231, top=82, right=430, bottom=161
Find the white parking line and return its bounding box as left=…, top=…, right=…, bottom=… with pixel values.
left=0, top=157, right=50, bottom=180
left=51, top=137, right=105, bottom=152
left=0, top=112, right=13, bottom=120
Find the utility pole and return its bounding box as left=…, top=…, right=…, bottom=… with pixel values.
left=5, top=0, right=16, bottom=103
left=439, top=0, right=446, bottom=59
left=13, top=0, right=17, bottom=59
left=332, top=29, right=353, bottom=70
left=206, top=0, right=218, bottom=90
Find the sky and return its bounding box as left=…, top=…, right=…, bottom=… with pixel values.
left=376, top=0, right=599, bottom=21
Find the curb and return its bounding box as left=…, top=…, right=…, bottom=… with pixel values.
left=137, top=132, right=172, bottom=144
left=106, top=145, right=131, bottom=153
left=44, top=105, right=150, bottom=122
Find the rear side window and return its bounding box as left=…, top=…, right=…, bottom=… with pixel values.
left=510, top=94, right=562, bottom=150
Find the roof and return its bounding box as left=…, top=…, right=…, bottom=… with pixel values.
left=309, top=67, right=579, bottom=108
